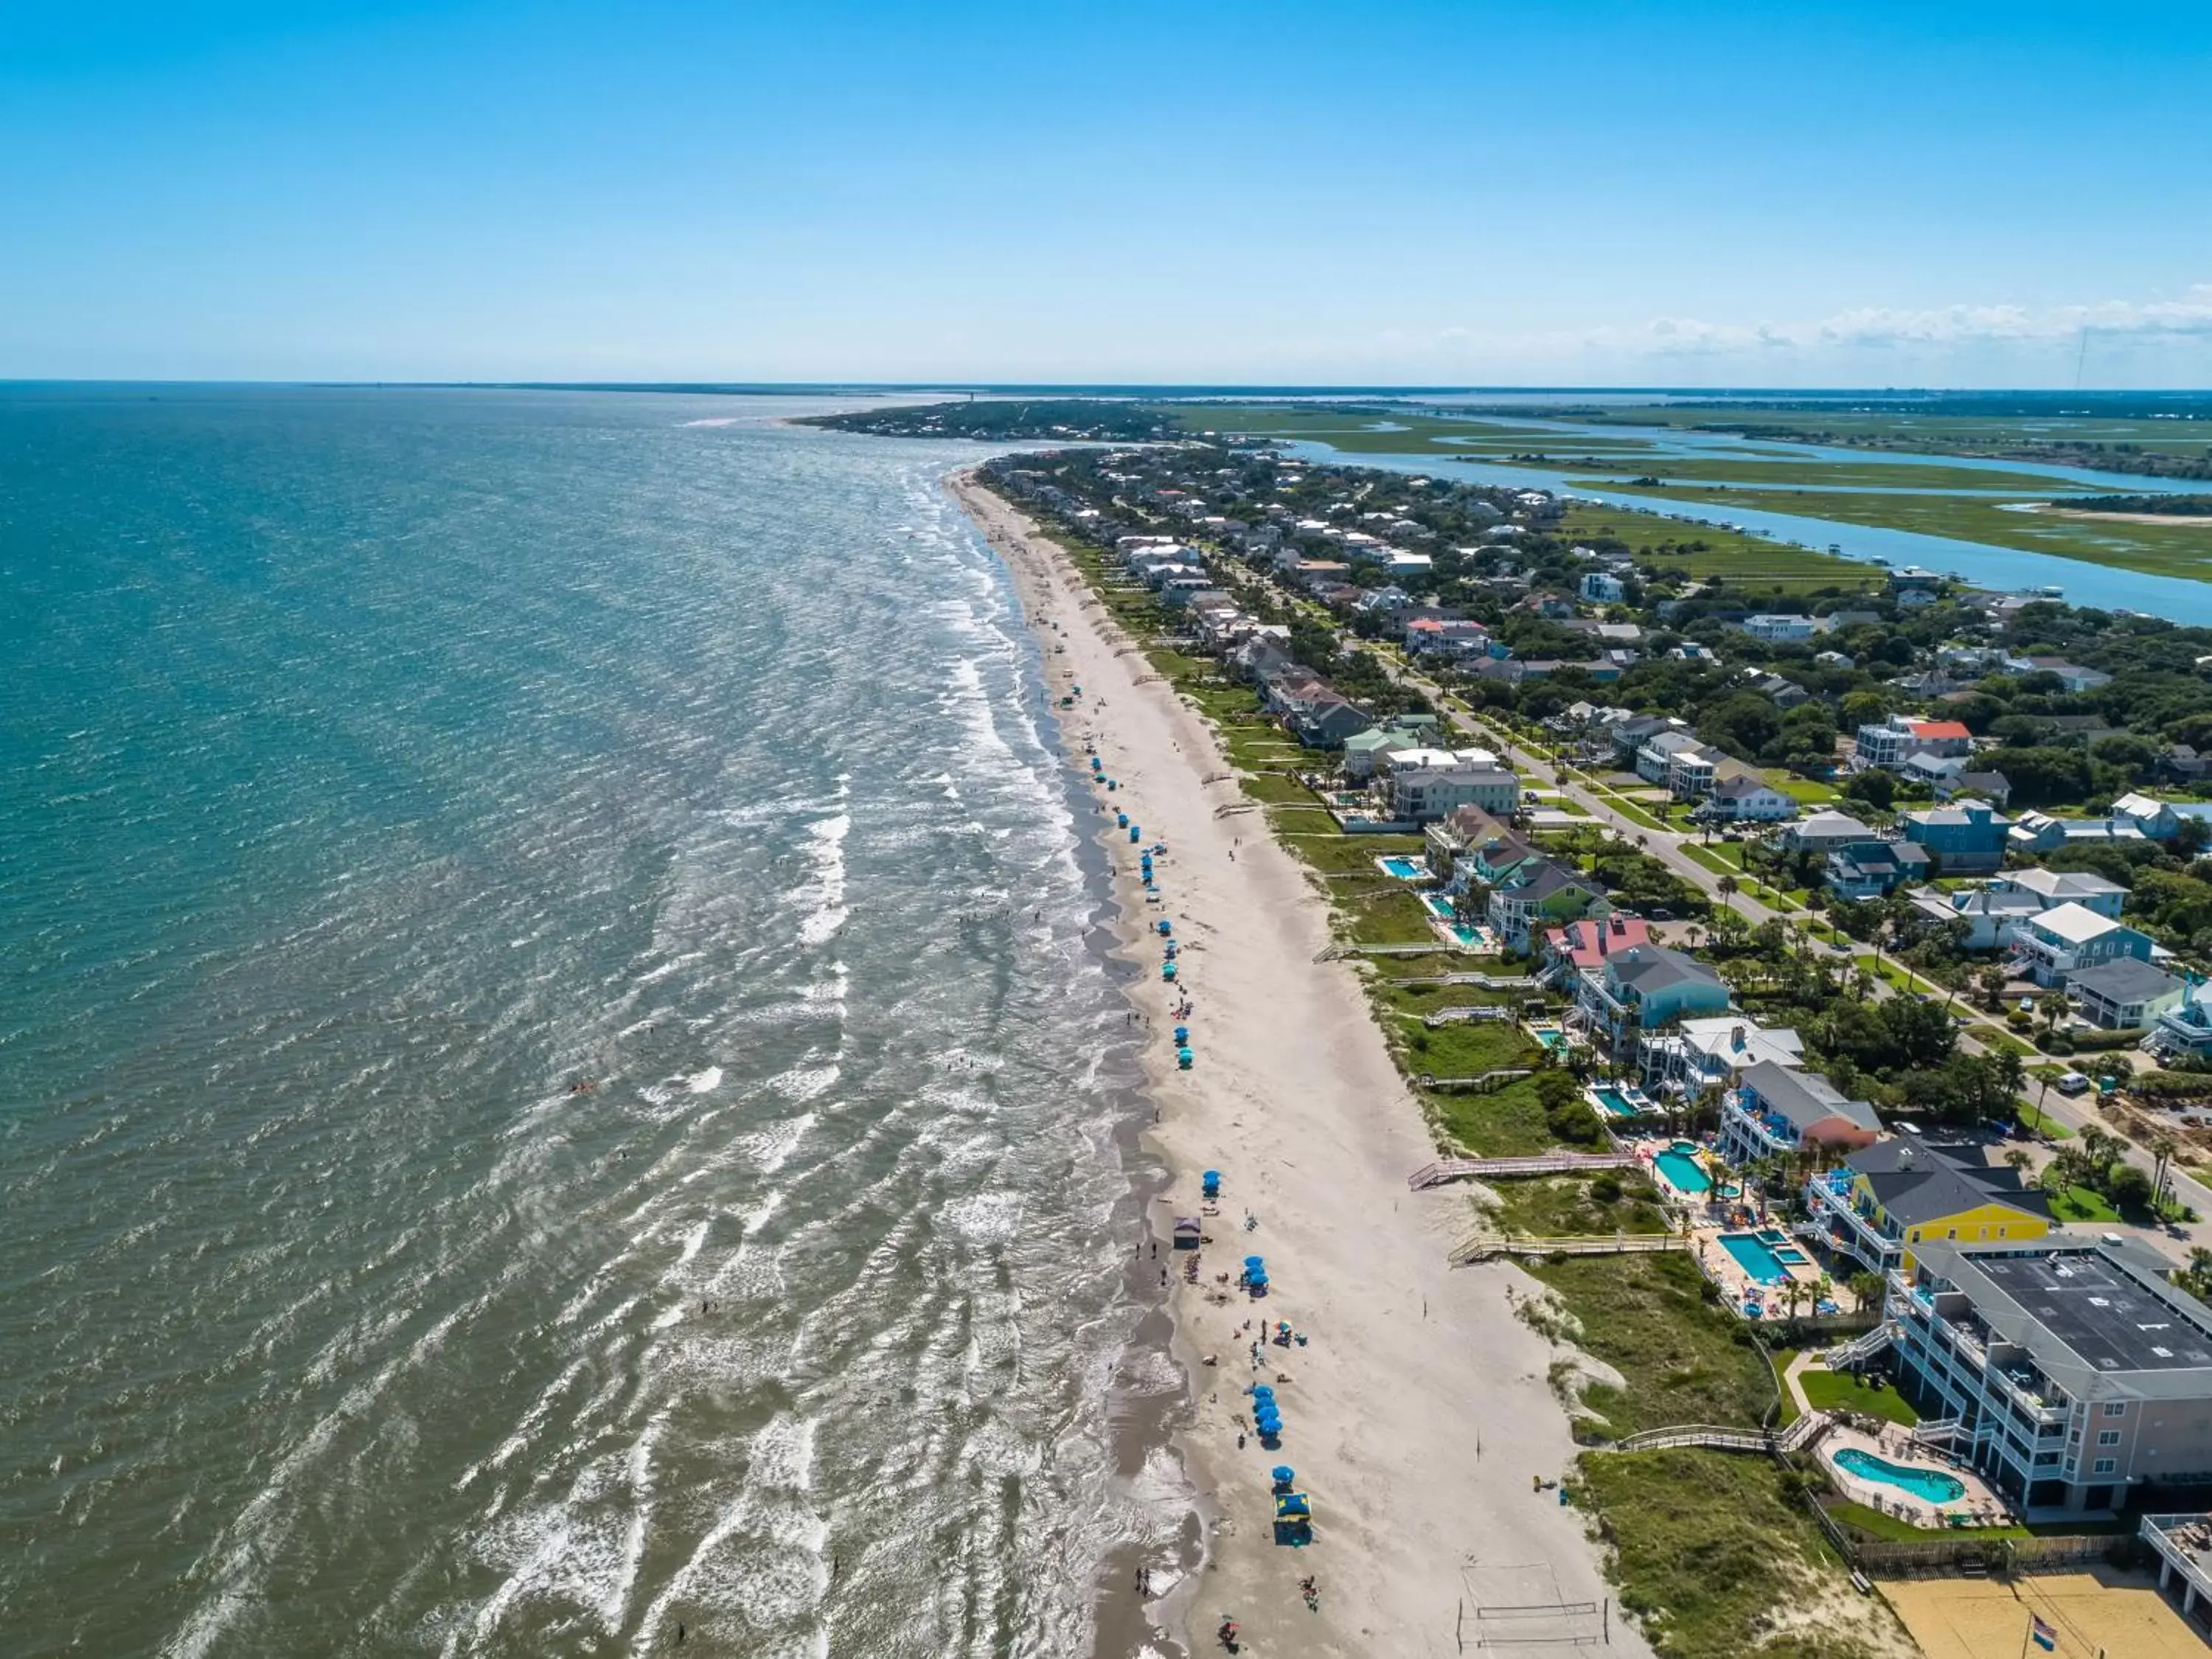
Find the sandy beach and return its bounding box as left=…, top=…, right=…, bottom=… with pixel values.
left=951, top=473, right=1649, bottom=1659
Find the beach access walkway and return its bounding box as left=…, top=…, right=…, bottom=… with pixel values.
left=1410, top=1150, right=1637, bottom=1189
left=1450, top=1231, right=1687, bottom=1265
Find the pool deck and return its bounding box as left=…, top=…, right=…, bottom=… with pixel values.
left=1690, top=1222, right=1830, bottom=1313
left=1817, top=1421, right=2010, bottom=1529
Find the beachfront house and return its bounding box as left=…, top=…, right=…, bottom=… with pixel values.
left=1825, top=838, right=1932, bottom=900
left=1381, top=757, right=1520, bottom=824
left=1804, top=1134, right=2053, bottom=1279
left=1538, top=913, right=1649, bottom=989
left=1486, top=860, right=1605, bottom=951
left=1422, top=805, right=1526, bottom=889
left=1715, top=1060, right=1882, bottom=1169
left=2008, top=902, right=2155, bottom=990
left=2067, top=959, right=2184, bottom=1031
left=1267, top=672, right=1373, bottom=750
left=1570, top=943, right=1729, bottom=1057
left=1638, top=1015, right=1804, bottom=1096
left=1900, top=800, right=2011, bottom=875
left=1695, top=774, right=1799, bottom=824
left=1885, top=1238, right=2212, bottom=1514
left=1340, top=715, right=1442, bottom=781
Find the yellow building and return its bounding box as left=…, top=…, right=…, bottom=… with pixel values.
left=1802, top=1134, right=2053, bottom=1277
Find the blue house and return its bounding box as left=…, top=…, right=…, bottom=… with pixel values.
left=1901, top=800, right=2011, bottom=875
left=1826, top=838, right=1933, bottom=900
left=1571, top=944, right=1731, bottom=1057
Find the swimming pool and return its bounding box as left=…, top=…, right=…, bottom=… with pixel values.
left=1834, top=1447, right=1966, bottom=1504
left=1592, top=1088, right=1639, bottom=1119
left=1718, top=1230, right=1790, bottom=1284
left=1377, top=855, right=1426, bottom=880
left=1652, top=1144, right=1711, bottom=1195
left=1528, top=1026, right=1570, bottom=1052
left=1420, top=893, right=1456, bottom=919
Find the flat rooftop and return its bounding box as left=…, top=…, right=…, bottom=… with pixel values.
left=1976, top=1253, right=2212, bottom=1373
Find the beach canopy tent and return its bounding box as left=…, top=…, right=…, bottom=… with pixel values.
left=1274, top=1492, right=1312, bottom=1520
left=1172, top=1217, right=1203, bottom=1248
left=1202, top=1170, right=1221, bottom=1197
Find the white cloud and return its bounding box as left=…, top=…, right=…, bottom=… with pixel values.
left=1592, top=285, right=2212, bottom=358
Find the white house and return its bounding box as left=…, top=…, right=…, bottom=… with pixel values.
left=1635, top=728, right=1703, bottom=785
left=1697, top=774, right=1800, bottom=822
left=2010, top=902, right=2156, bottom=989
left=1579, top=570, right=1625, bottom=604
left=1738, top=614, right=1818, bottom=643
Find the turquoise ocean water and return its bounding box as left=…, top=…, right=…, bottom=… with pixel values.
left=0, top=388, right=1174, bottom=1655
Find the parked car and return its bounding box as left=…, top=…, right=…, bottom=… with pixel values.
left=2055, top=1071, right=2091, bottom=1096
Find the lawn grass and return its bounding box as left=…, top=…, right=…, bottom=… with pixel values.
left=1599, top=792, right=1671, bottom=833
left=1769, top=776, right=1840, bottom=804
left=1573, top=1449, right=1885, bottom=1659
left=1523, top=1251, right=1775, bottom=1439
left=1969, top=1025, right=2038, bottom=1060
left=1823, top=1499, right=2026, bottom=1543
left=2047, top=1183, right=2121, bottom=1223
left=1284, top=831, right=1425, bottom=875
left=1798, top=1368, right=1920, bottom=1427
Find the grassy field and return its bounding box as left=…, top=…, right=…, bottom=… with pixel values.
left=1282, top=830, right=1425, bottom=875
left=1600, top=481, right=2212, bottom=582
left=1558, top=503, right=1879, bottom=592
left=1798, top=1368, right=1919, bottom=1426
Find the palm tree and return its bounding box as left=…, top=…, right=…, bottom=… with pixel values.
left=2152, top=1133, right=2180, bottom=1214
left=2004, top=1147, right=2034, bottom=1181
left=1717, top=874, right=1740, bottom=919
left=1848, top=1271, right=1886, bottom=1314
left=1811, top=1273, right=1835, bottom=1314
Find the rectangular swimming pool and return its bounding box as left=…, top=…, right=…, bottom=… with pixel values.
left=1592, top=1088, right=1639, bottom=1119
left=1719, top=1231, right=1790, bottom=1284
left=1377, top=855, right=1426, bottom=880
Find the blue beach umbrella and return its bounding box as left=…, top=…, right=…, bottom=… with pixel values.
left=1271, top=1466, right=1295, bottom=1486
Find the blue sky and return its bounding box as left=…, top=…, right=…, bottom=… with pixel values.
left=4, top=1, right=2210, bottom=386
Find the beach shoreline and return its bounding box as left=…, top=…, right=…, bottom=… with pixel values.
left=950, top=470, right=1649, bottom=1659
